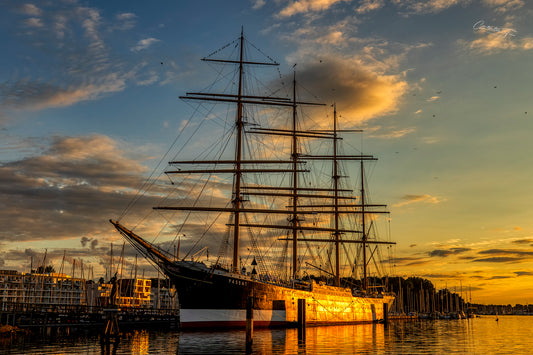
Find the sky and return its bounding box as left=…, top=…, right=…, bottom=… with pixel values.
left=1, top=0, right=533, bottom=305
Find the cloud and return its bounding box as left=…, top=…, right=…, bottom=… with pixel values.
left=0, top=132, right=243, bottom=274
left=393, top=194, right=443, bottom=207
left=81, top=236, right=99, bottom=250
left=18, top=3, right=43, bottom=16
left=24, top=17, right=44, bottom=27
left=389, top=256, right=430, bottom=266
left=277, top=0, right=519, bottom=18
left=0, top=134, right=152, bottom=243
left=277, top=0, right=347, bottom=17
left=472, top=257, right=522, bottom=263
left=273, top=15, right=431, bottom=126
left=488, top=275, right=512, bottom=280
left=512, top=238, right=533, bottom=245
left=428, top=247, right=471, bottom=257
left=368, top=127, right=415, bottom=139
left=114, top=12, right=137, bottom=30
left=427, top=95, right=439, bottom=102
left=252, top=0, right=266, bottom=9
left=0, top=2, right=169, bottom=116
left=481, top=0, right=524, bottom=13
left=131, top=38, right=160, bottom=52
left=355, top=0, right=385, bottom=13
left=420, top=273, right=454, bottom=278
left=478, top=248, right=533, bottom=256
left=514, top=271, right=533, bottom=276
left=391, top=0, right=467, bottom=15
left=116, top=12, right=136, bottom=20
left=471, top=248, right=533, bottom=264
left=81, top=236, right=90, bottom=247
left=76, top=7, right=105, bottom=53
left=0, top=76, right=127, bottom=111
left=293, top=58, right=408, bottom=124
left=461, top=33, right=533, bottom=55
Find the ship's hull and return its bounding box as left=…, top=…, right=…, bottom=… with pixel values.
left=163, top=261, right=394, bottom=328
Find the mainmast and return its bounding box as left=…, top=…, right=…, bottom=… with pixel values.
left=232, top=29, right=245, bottom=273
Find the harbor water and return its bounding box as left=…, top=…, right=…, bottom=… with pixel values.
left=2, top=315, right=531, bottom=354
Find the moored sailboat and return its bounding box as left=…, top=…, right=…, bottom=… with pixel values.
left=110, top=30, right=395, bottom=328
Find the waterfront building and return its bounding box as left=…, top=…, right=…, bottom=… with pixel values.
left=0, top=270, right=178, bottom=311
left=0, top=269, right=87, bottom=307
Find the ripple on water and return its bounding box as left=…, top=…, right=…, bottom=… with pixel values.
left=2, top=316, right=532, bottom=354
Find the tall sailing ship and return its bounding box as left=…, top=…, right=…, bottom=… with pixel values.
left=110, top=31, right=395, bottom=328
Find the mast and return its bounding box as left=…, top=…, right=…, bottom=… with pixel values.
left=361, top=160, right=368, bottom=291
left=232, top=28, right=245, bottom=273
left=291, top=70, right=299, bottom=280
left=333, top=104, right=341, bottom=286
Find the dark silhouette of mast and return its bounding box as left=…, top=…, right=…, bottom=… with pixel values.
left=333, top=104, right=341, bottom=286
left=291, top=70, right=299, bottom=280
left=232, top=29, right=245, bottom=273
left=361, top=160, right=368, bottom=291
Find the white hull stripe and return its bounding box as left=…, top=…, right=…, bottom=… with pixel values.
left=180, top=309, right=286, bottom=324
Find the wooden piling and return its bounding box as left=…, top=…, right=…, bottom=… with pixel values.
left=383, top=303, right=389, bottom=324
left=246, top=295, right=253, bottom=351
left=297, top=299, right=306, bottom=329
left=297, top=299, right=306, bottom=344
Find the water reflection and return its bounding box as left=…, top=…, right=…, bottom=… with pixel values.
left=1, top=316, right=533, bottom=354
left=131, top=330, right=149, bottom=354
left=175, top=323, right=387, bottom=354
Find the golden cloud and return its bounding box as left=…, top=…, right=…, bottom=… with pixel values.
left=392, top=0, right=466, bottom=14
left=355, top=0, right=385, bottom=14
left=278, top=0, right=347, bottom=17
left=462, top=33, right=533, bottom=55
left=481, top=0, right=524, bottom=13
left=295, top=57, right=408, bottom=127
left=393, top=194, right=443, bottom=207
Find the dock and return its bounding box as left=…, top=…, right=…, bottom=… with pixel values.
left=0, top=302, right=179, bottom=330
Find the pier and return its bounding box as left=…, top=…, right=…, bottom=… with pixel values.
left=0, top=302, right=179, bottom=329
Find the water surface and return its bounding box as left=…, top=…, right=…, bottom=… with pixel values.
left=1, top=315, right=530, bottom=354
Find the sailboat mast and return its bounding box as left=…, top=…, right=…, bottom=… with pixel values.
left=232, top=29, right=245, bottom=273
left=361, top=160, right=368, bottom=291
left=333, top=104, right=341, bottom=286
left=291, top=70, right=299, bottom=280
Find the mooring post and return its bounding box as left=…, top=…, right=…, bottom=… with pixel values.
left=246, top=294, right=253, bottom=351
left=297, top=299, right=306, bottom=329
left=383, top=303, right=389, bottom=325
left=297, top=298, right=306, bottom=343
